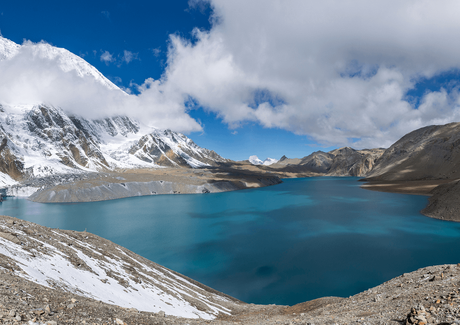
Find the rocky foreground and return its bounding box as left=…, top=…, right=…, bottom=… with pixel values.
left=0, top=215, right=459, bottom=324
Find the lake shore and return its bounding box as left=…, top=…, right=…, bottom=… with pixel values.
left=25, top=166, right=283, bottom=203
left=0, top=215, right=459, bottom=324
left=360, top=178, right=460, bottom=222
left=359, top=179, right=452, bottom=196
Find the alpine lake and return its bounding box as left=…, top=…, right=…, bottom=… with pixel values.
left=2, top=177, right=460, bottom=306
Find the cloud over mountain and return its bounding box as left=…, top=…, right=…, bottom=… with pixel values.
left=162, top=0, right=460, bottom=147
left=0, top=38, right=201, bottom=133
left=3, top=1, right=460, bottom=147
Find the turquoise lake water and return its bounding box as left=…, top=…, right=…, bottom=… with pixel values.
left=1, top=177, right=460, bottom=305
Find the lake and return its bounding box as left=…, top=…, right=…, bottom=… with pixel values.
left=1, top=177, right=460, bottom=306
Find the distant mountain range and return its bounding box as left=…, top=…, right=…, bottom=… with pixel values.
left=266, top=147, right=385, bottom=177
left=248, top=155, right=278, bottom=166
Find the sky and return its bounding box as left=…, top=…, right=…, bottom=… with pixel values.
left=1, top=1, right=460, bottom=161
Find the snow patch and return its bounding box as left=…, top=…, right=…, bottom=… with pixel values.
left=249, top=155, right=278, bottom=166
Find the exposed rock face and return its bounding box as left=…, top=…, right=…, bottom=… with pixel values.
left=421, top=179, right=460, bottom=222
left=328, top=148, right=384, bottom=176
left=365, top=122, right=460, bottom=181
left=128, top=129, right=228, bottom=168
left=271, top=147, right=385, bottom=177
left=0, top=138, right=24, bottom=180
left=25, top=105, right=110, bottom=170
left=0, top=104, right=229, bottom=183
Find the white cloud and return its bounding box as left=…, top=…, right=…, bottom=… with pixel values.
left=100, top=51, right=114, bottom=64
left=159, top=0, right=460, bottom=148
left=0, top=40, right=201, bottom=133
left=152, top=48, right=161, bottom=57
left=4, top=1, right=460, bottom=147
left=122, top=50, right=138, bottom=64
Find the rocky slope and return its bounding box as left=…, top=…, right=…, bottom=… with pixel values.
left=1, top=215, right=460, bottom=324
left=0, top=216, right=240, bottom=320
left=365, top=122, right=460, bottom=181
left=0, top=104, right=228, bottom=185
left=359, top=122, right=460, bottom=222
left=270, top=147, right=385, bottom=177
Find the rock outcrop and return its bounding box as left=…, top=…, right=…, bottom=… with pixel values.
left=270, top=147, right=385, bottom=177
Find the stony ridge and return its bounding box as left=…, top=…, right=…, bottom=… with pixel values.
left=270, top=147, right=385, bottom=177
left=365, top=122, right=460, bottom=181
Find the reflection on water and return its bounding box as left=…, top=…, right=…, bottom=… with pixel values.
left=2, top=177, right=460, bottom=305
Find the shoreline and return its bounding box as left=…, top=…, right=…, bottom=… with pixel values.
left=359, top=179, right=453, bottom=196
left=360, top=178, right=460, bottom=222
left=0, top=215, right=459, bottom=324
left=5, top=167, right=284, bottom=203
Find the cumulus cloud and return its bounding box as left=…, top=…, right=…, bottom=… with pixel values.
left=3, top=1, right=460, bottom=146
left=160, top=0, right=460, bottom=148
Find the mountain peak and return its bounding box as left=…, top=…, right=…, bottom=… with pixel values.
left=0, top=35, right=120, bottom=92
left=249, top=155, right=279, bottom=166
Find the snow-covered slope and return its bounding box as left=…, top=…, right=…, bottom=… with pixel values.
left=262, top=157, right=279, bottom=166
left=249, top=155, right=278, bottom=166
left=0, top=36, right=120, bottom=91
left=0, top=104, right=227, bottom=180
left=0, top=216, right=239, bottom=319
left=0, top=36, right=20, bottom=60
left=127, top=129, right=227, bottom=168
left=249, top=155, right=263, bottom=165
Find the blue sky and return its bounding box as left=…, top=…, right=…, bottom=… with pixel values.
left=1, top=1, right=460, bottom=161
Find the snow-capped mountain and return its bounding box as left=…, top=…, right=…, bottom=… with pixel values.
left=0, top=103, right=228, bottom=182
left=0, top=36, right=120, bottom=91
left=249, top=155, right=279, bottom=166
left=0, top=36, right=20, bottom=61
left=0, top=36, right=228, bottom=183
